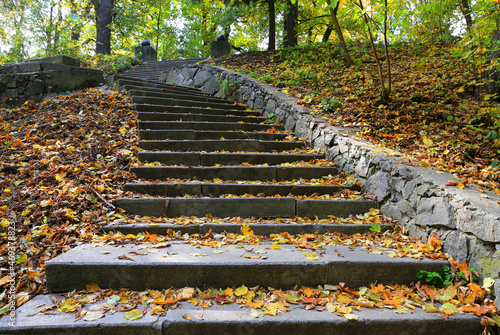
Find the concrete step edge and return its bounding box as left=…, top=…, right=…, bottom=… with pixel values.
left=114, top=197, right=379, bottom=218
left=45, top=243, right=444, bottom=292
left=1, top=294, right=481, bottom=335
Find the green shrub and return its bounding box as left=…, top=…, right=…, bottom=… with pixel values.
left=80, top=53, right=142, bottom=75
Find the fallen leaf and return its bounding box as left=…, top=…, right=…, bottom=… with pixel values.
left=83, top=310, right=104, bottom=321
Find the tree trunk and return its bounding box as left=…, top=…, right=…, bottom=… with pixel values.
left=322, top=25, right=332, bottom=43
left=325, top=0, right=352, bottom=66
left=268, top=0, right=276, bottom=51
left=460, top=0, right=473, bottom=32
left=284, top=0, right=298, bottom=48
left=94, top=0, right=114, bottom=55
left=156, top=4, right=162, bottom=54
left=486, top=15, right=500, bottom=95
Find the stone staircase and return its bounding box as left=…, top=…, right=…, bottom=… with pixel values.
left=119, top=59, right=205, bottom=81
left=0, top=65, right=483, bottom=334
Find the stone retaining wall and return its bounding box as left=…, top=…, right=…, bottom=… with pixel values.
left=160, top=64, right=500, bottom=306
left=0, top=57, right=103, bottom=104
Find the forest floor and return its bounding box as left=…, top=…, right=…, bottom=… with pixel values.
left=207, top=42, right=500, bottom=197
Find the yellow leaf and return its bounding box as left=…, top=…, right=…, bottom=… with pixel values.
left=86, top=282, right=100, bottom=293
left=456, top=183, right=465, bottom=190
left=336, top=294, right=353, bottom=304
left=235, top=285, right=248, bottom=296
left=271, top=242, right=282, bottom=250
left=265, top=303, right=278, bottom=316
left=457, top=86, right=465, bottom=93
left=336, top=306, right=352, bottom=314
left=304, top=252, right=319, bottom=261
left=423, top=303, right=439, bottom=313
left=422, top=138, right=434, bottom=146
left=0, top=219, right=9, bottom=228
left=483, top=277, right=495, bottom=291
left=241, top=223, right=254, bottom=237
left=124, top=309, right=143, bottom=321
left=16, top=253, right=27, bottom=264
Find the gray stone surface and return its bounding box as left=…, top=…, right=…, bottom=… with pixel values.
left=45, top=243, right=446, bottom=292
left=0, top=294, right=161, bottom=335
left=115, top=197, right=296, bottom=218
left=416, top=197, right=455, bottom=229
left=364, top=171, right=390, bottom=201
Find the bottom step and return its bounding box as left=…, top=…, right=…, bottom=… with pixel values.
left=1, top=294, right=481, bottom=335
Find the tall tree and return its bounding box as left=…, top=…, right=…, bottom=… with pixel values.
left=325, top=0, right=352, bottom=66
left=267, top=0, right=276, bottom=50
left=93, top=0, right=114, bottom=54
left=284, top=0, right=298, bottom=47
left=459, top=0, right=473, bottom=32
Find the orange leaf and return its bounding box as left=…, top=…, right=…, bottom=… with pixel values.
left=460, top=305, right=485, bottom=316
left=246, top=300, right=264, bottom=308
left=302, top=286, right=314, bottom=297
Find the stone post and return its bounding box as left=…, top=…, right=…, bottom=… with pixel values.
left=134, top=40, right=158, bottom=62
left=210, top=35, right=230, bottom=58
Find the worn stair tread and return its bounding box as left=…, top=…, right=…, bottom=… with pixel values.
left=1, top=294, right=481, bottom=335
left=117, top=81, right=202, bottom=94
left=130, top=166, right=338, bottom=181
left=128, top=89, right=235, bottom=104
left=137, top=112, right=267, bottom=123
left=138, top=120, right=282, bottom=131
left=139, top=129, right=286, bottom=141
left=120, top=84, right=215, bottom=99
left=114, top=78, right=200, bottom=93
left=131, top=96, right=247, bottom=110
left=124, top=182, right=351, bottom=196
left=114, top=197, right=379, bottom=218
left=137, top=139, right=305, bottom=152
left=46, top=243, right=445, bottom=292
left=136, top=152, right=325, bottom=166
left=124, top=182, right=351, bottom=197
left=0, top=295, right=161, bottom=335
left=163, top=303, right=482, bottom=335
left=135, top=103, right=258, bottom=116
left=102, top=222, right=391, bottom=236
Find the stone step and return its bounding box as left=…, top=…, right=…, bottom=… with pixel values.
left=114, top=197, right=379, bottom=218
left=124, top=182, right=351, bottom=197
left=138, top=121, right=282, bottom=131
left=137, top=152, right=324, bottom=166
left=103, top=222, right=389, bottom=236
left=131, top=166, right=335, bottom=181
left=137, top=139, right=305, bottom=152
left=114, top=78, right=200, bottom=94
left=137, top=112, right=267, bottom=124
left=2, top=294, right=481, bottom=335
left=128, top=89, right=234, bottom=104
left=135, top=104, right=258, bottom=116
left=139, top=129, right=286, bottom=141
left=46, top=242, right=441, bottom=292
left=131, top=95, right=247, bottom=110
left=120, top=84, right=216, bottom=99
